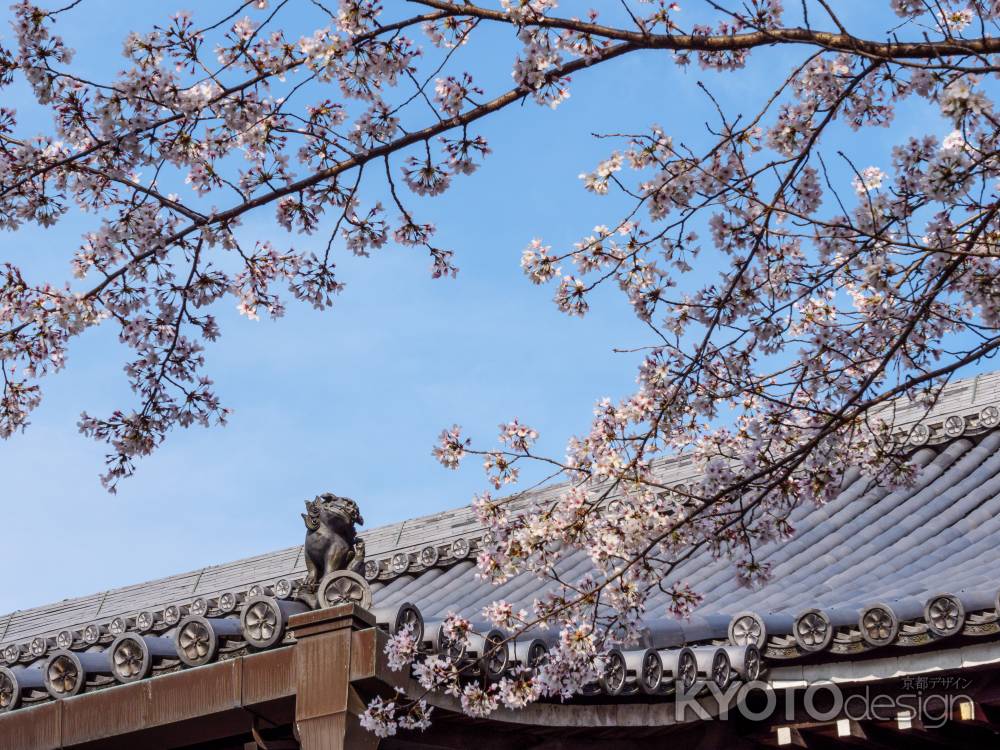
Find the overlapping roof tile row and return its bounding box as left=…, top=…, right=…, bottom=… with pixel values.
left=4, top=371, right=1000, bottom=713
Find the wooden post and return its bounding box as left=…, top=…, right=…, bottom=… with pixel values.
left=289, top=604, right=378, bottom=750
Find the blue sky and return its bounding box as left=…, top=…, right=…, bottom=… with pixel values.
left=0, top=1, right=983, bottom=614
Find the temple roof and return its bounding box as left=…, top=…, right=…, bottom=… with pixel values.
left=4, top=370, right=1000, bottom=712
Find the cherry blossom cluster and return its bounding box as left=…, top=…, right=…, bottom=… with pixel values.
left=365, top=0, right=1000, bottom=735
left=4, top=0, right=1000, bottom=734
left=0, top=0, right=505, bottom=488
left=364, top=611, right=595, bottom=733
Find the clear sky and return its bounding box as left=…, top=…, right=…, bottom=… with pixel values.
left=0, top=1, right=982, bottom=615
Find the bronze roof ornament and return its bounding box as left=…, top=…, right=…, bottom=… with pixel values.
left=295, top=492, right=369, bottom=609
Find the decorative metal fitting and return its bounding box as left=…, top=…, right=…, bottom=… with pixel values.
left=135, top=611, right=155, bottom=633
left=82, top=623, right=102, bottom=646
left=478, top=630, right=509, bottom=681
left=372, top=602, right=424, bottom=646
left=925, top=594, right=964, bottom=638
left=598, top=649, right=627, bottom=696
left=711, top=649, right=732, bottom=689
left=395, top=603, right=424, bottom=642
left=634, top=649, right=664, bottom=695
left=424, top=621, right=467, bottom=660
left=241, top=599, right=281, bottom=649
left=746, top=644, right=762, bottom=682
left=0, top=667, right=19, bottom=713
left=175, top=617, right=219, bottom=667
left=363, top=560, right=380, bottom=581
left=944, top=415, right=967, bottom=438
left=690, top=647, right=732, bottom=690
left=44, top=652, right=85, bottom=699
left=724, top=644, right=762, bottom=682
left=450, top=538, right=470, bottom=559
left=419, top=545, right=439, bottom=567
left=163, top=605, right=182, bottom=626
left=0, top=662, right=43, bottom=713
left=793, top=609, right=832, bottom=652
left=274, top=579, right=293, bottom=599
left=110, top=634, right=151, bottom=684
left=29, top=637, right=48, bottom=659
left=729, top=612, right=765, bottom=647
left=860, top=604, right=898, bottom=647
left=217, top=592, right=238, bottom=614
left=317, top=570, right=373, bottom=610
left=512, top=638, right=548, bottom=674
left=1, top=644, right=19, bottom=666
left=909, top=423, right=930, bottom=446
left=240, top=596, right=307, bottom=649
left=659, top=647, right=698, bottom=694
left=390, top=552, right=410, bottom=575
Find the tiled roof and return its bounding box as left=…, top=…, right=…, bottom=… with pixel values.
left=3, top=370, right=1000, bottom=712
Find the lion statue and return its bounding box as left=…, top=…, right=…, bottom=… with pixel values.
left=302, top=492, right=366, bottom=586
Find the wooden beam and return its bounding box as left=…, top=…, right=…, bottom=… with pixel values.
left=867, top=715, right=956, bottom=749
left=799, top=719, right=899, bottom=750
left=289, top=605, right=379, bottom=750
left=756, top=726, right=808, bottom=748
left=0, top=647, right=295, bottom=750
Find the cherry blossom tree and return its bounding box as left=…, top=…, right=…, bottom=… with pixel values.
left=4, top=0, right=1000, bottom=734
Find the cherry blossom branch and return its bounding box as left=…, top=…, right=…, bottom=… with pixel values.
left=412, top=0, right=1000, bottom=59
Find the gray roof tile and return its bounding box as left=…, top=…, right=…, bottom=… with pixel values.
left=5, top=370, right=1000, bottom=647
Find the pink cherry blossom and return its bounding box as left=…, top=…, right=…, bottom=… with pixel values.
left=3, top=0, right=1000, bottom=733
